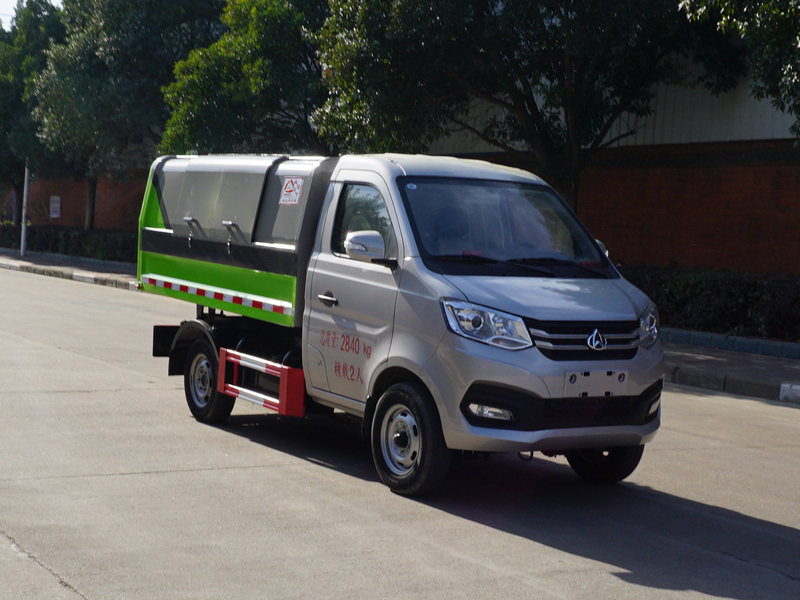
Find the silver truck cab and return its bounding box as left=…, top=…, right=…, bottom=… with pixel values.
left=301, top=155, right=663, bottom=494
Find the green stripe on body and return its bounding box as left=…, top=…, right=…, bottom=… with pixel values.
left=139, top=251, right=297, bottom=327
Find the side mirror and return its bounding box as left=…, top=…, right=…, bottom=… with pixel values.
left=344, top=230, right=398, bottom=269
left=345, top=230, right=386, bottom=261
left=595, top=239, right=609, bottom=258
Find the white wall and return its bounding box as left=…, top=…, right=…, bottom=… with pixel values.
left=432, top=78, right=796, bottom=155
left=608, top=78, right=795, bottom=147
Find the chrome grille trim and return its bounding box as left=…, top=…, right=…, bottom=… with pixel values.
left=525, top=320, right=641, bottom=360
left=532, top=340, right=640, bottom=351
left=528, top=328, right=638, bottom=342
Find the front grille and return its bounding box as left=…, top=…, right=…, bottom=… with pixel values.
left=524, top=318, right=640, bottom=361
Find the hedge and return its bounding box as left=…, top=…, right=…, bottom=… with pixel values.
left=619, top=265, right=800, bottom=344
left=0, top=225, right=137, bottom=263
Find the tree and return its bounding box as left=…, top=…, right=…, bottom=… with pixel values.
left=0, top=0, right=65, bottom=226
left=161, top=0, right=332, bottom=156
left=682, top=0, right=800, bottom=137
left=316, top=0, right=746, bottom=209
left=32, top=0, right=225, bottom=229
left=0, top=23, right=17, bottom=215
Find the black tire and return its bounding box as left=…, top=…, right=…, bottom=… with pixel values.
left=371, top=382, right=451, bottom=496
left=566, top=445, right=645, bottom=484
left=184, top=338, right=235, bottom=423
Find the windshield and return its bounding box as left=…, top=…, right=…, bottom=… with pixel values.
left=398, top=177, right=614, bottom=278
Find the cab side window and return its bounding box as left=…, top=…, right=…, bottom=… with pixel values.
left=332, top=184, right=398, bottom=258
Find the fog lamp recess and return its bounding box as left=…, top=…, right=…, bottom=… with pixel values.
left=468, top=403, right=514, bottom=421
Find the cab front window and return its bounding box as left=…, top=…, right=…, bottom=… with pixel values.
left=398, top=177, right=614, bottom=278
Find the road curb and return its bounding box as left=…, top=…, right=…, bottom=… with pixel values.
left=0, top=247, right=135, bottom=271
left=0, top=259, right=138, bottom=290
left=662, top=327, right=800, bottom=360
left=780, top=383, right=800, bottom=403
left=664, top=363, right=798, bottom=405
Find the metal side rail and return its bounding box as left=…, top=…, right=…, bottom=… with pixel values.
left=217, top=348, right=306, bottom=417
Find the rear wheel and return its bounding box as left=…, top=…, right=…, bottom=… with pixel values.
left=184, top=338, right=234, bottom=423
left=566, top=445, right=644, bottom=483
left=371, top=382, right=451, bottom=496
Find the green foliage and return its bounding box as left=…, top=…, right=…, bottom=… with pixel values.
left=620, top=265, right=800, bottom=343
left=32, top=0, right=226, bottom=177
left=0, top=1, right=66, bottom=201
left=682, top=0, right=800, bottom=137
left=316, top=0, right=746, bottom=205
left=0, top=224, right=137, bottom=262
left=161, top=0, right=332, bottom=155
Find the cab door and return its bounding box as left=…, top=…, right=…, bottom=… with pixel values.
left=305, top=171, right=402, bottom=403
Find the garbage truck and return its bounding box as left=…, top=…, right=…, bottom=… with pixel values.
left=138, top=153, right=664, bottom=495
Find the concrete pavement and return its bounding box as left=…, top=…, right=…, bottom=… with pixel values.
left=2, top=246, right=799, bottom=405
left=4, top=271, right=799, bottom=599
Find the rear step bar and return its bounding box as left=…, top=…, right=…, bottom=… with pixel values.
left=217, top=348, right=305, bottom=417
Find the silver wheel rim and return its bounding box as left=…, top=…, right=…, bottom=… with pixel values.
left=380, top=404, right=422, bottom=477
left=189, top=353, right=213, bottom=409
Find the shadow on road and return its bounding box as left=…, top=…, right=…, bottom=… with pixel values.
left=220, top=411, right=800, bottom=600
left=432, top=457, right=800, bottom=599
left=221, top=412, right=377, bottom=482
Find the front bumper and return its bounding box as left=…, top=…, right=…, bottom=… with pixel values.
left=422, top=332, right=665, bottom=453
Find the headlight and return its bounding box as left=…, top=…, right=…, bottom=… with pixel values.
left=442, top=299, right=532, bottom=350
left=639, top=303, right=660, bottom=349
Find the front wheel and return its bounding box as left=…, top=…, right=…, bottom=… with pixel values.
left=565, top=445, right=644, bottom=483
left=184, top=338, right=234, bottom=423
left=371, top=382, right=451, bottom=496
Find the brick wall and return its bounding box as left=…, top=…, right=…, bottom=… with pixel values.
left=471, top=140, right=800, bottom=275
left=2, top=175, right=146, bottom=231
left=579, top=141, right=800, bottom=274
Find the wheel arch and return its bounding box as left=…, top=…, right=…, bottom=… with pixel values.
left=362, top=367, right=432, bottom=437
left=168, top=319, right=216, bottom=376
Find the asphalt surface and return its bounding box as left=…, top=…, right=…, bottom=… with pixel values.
left=2, top=246, right=800, bottom=405
left=2, top=266, right=800, bottom=600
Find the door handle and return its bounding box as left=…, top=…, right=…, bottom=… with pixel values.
left=318, top=292, right=338, bottom=307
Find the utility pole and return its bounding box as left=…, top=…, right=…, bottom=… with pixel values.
left=20, top=162, right=30, bottom=257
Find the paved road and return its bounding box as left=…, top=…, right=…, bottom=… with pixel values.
left=1, top=269, right=799, bottom=600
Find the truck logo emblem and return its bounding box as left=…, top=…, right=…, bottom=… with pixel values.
left=586, top=329, right=608, bottom=351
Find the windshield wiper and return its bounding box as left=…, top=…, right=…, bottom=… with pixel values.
left=430, top=254, right=501, bottom=264
left=507, top=257, right=609, bottom=278
left=431, top=254, right=552, bottom=275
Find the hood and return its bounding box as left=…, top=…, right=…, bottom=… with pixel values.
left=443, top=274, right=651, bottom=322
